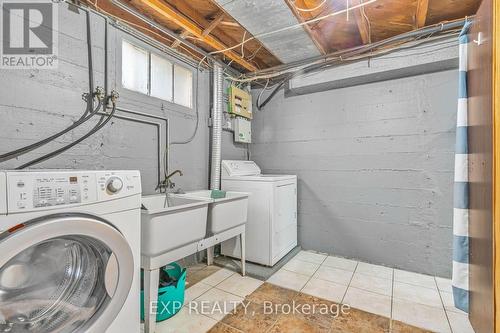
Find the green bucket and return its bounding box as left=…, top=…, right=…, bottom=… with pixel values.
left=140, top=263, right=187, bottom=322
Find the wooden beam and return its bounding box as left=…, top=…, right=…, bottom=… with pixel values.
left=131, top=0, right=257, bottom=71
left=220, top=20, right=240, bottom=28
left=202, top=12, right=225, bottom=37
left=415, top=0, right=429, bottom=28
left=171, top=30, right=189, bottom=48
left=352, top=0, right=371, bottom=44
left=284, top=0, right=327, bottom=54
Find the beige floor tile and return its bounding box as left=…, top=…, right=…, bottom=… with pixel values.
left=355, top=262, right=393, bottom=280
left=392, top=298, right=451, bottom=333
left=440, top=291, right=468, bottom=315
left=393, top=281, right=442, bottom=308
left=349, top=272, right=393, bottom=296
left=155, top=307, right=217, bottom=333
left=435, top=277, right=453, bottom=293
left=282, top=258, right=321, bottom=276
left=294, top=250, right=328, bottom=264
left=447, top=311, right=475, bottom=333
left=342, top=287, right=392, bottom=318
left=215, top=274, right=263, bottom=298
left=185, top=282, right=212, bottom=303
left=301, top=277, right=348, bottom=303
left=322, top=256, right=358, bottom=271
left=186, top=266, right=221, bottom=288
left=267, top=269, right=310, bottom=291
left=189, top=288, right=243, bottom=321
left=313, top=265, right=354, bottom=285
left=394, top=269, right=437, bottom=290
left=200, top=268, right=235, bottom=287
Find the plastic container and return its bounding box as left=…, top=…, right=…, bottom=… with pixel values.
left=140, top=263, right=187, bottom=322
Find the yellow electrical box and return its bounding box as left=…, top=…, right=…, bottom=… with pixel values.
left=228, top=86, right=253, bottom=119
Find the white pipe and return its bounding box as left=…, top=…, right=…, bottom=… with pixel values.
left=210, top=63, right=223, bottom=190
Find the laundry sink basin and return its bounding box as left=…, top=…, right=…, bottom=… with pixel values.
left=172, top=190, right=249, bottom=234
left=140, top=194, right=209, bottom=257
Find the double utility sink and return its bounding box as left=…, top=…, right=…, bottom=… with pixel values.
left=140, top=190, right=249, bottom=257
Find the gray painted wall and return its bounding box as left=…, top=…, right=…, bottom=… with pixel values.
left=250, top=69, right=458, bottom=277
left=0, top=5, right=210, bottom=194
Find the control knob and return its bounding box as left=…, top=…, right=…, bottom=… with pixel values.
left=106, top=177, right=123, bottom=194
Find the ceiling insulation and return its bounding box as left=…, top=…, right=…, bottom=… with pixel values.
left=214, top=0, right=322, bottom=63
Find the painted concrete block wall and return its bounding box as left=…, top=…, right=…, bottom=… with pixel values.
left=251, top=70, right=458, bottom=277
left=0, top=5, right=210, bottom=194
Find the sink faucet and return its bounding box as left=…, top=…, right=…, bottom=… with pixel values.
left=157, top=170, right=183, bottom=192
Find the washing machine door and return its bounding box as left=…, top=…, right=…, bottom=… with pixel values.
left=0, top=214, right=134, bottom=333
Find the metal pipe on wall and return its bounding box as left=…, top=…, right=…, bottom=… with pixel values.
left=210, top=63, right=223, bottom=190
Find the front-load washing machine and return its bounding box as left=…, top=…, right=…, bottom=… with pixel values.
left=0, top=170, right=141, bottom=333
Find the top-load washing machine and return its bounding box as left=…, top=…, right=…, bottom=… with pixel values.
left=221, top=160, right=297, bottom=266
left=0, top=170, right=142, bottom=333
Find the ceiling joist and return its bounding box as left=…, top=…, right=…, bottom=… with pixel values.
left=171, top=30, right=189, bottom=48
left=351, top=0, right=371, bottom=44
left=131, top=0, right=257, bottom=71
left=202, top=12, right=225, bottom=37
left=416, top=0, right=430, bottom=28
left=284, top=0, right=327, bottom=54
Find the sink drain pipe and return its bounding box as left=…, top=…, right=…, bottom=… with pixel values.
left=210, top=62, right=224, bottom=191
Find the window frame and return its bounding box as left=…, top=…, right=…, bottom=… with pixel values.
left=119, top=37, right=195, bottom=110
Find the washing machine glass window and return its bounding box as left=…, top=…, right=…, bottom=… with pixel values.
left=0, top=215, right=135, bottom=333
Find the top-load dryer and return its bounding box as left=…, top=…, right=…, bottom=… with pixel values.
left=221, top=160, right=297, bottom=266
left=0, top=170, right=142, bottom=333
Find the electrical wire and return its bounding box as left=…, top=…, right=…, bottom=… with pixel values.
left=292, top=0, right=327, bottom=12
left=256, top=79, right=270, bottom=110
left=360, top=0, right=372, bottom=44
left=226, top=18, right=466, bottom=85
left=205, top=0, right=377, bottom=58
left=170, top=61, right=201, bottom=145
left=16, top=100, right=117, bottom=169
left=255, top=30, right=462, bottom=110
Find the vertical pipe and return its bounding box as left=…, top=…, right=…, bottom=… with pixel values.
left=210, top=63, right=223, bottom=190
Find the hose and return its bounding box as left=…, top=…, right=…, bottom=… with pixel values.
left=0, top=8, right=99, bottom=162
left=0, top=98, right=103, bottom=163
left=16, top=98, right=117, bottom=169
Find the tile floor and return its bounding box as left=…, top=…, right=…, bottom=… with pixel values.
left=145, top=251, right=476, bottom=333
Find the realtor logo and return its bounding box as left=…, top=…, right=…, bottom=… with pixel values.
left=1, top=0, right=58, bottom=68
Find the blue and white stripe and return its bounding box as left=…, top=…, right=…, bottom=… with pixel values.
left=452, top=21, right=472, bottom=313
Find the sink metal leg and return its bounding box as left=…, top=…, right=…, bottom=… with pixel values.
left=240, top=231, right=246, bottom=276
left=144, top=268, right=159, bottom=333
left=207, top=246, right=214, bottom=266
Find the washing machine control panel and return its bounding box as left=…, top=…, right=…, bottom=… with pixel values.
left=6, top=170, right=141, bottom=213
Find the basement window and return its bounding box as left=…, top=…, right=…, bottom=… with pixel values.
left=121, top=40, right=193, bottom=108
left=173, top=64, right=193, bottom=108
left=150, top=53, right=173, bottom=101
left=122, top=40, right=148, bottom=95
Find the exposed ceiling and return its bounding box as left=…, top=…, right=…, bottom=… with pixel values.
left=88, top=0, right=482, bottom=73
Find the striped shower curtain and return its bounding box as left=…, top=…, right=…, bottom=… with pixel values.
left=452, top=21, right=472, bottom=313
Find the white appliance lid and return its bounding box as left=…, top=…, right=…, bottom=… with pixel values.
left=222, top=160, right=261, bottom=177
left=223, top=174, right=297, bottom=182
